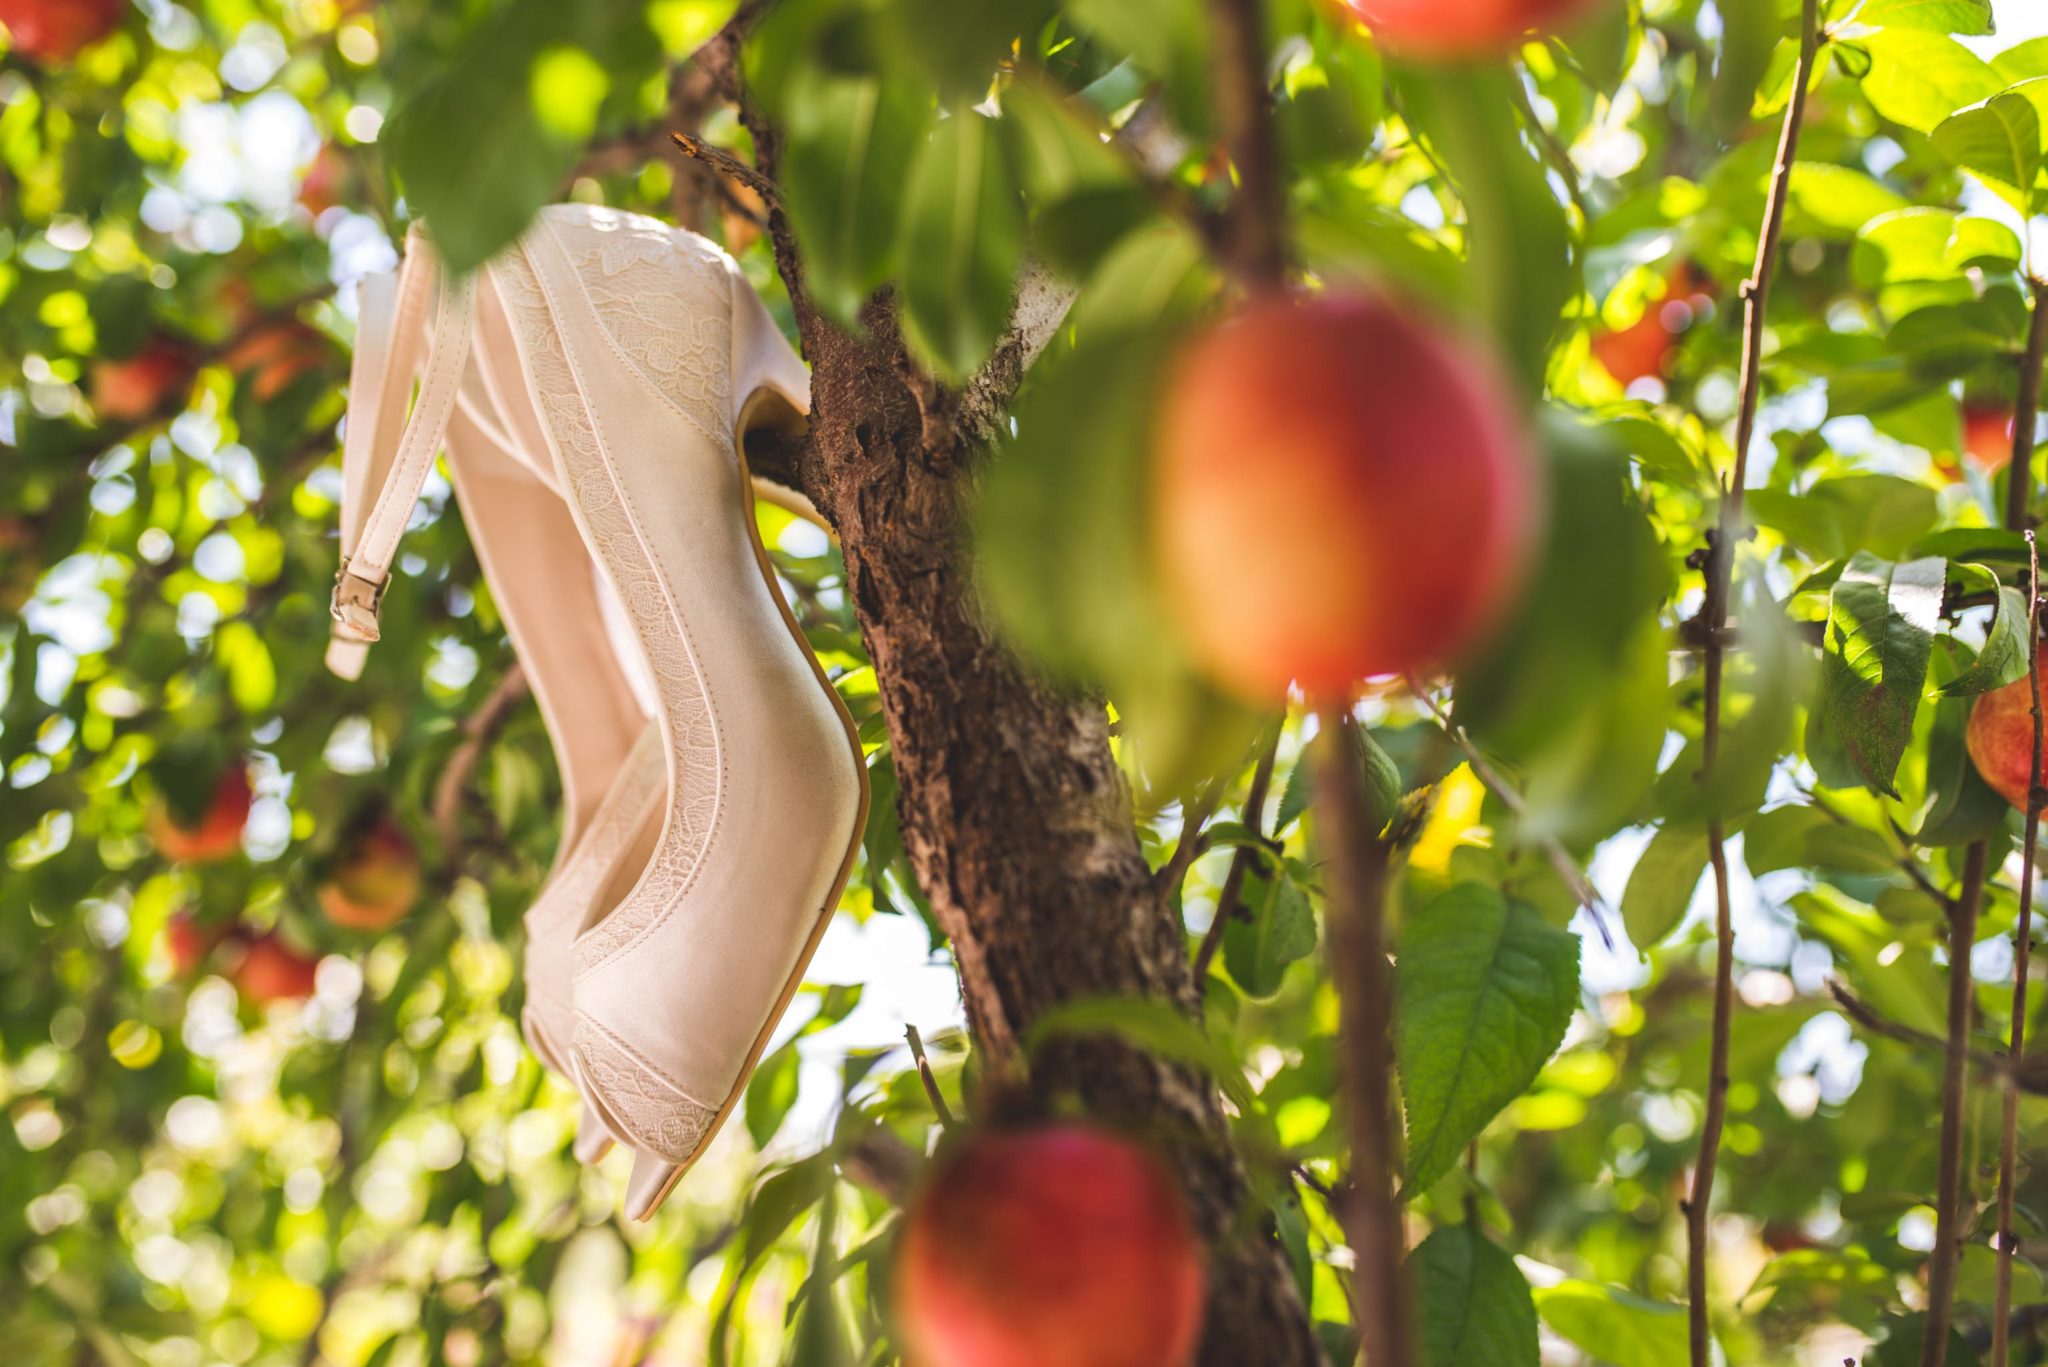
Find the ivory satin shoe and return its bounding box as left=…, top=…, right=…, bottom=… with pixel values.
left=332, top=242, right=658, bottom=1162
left=328, top=206, right=869, bottom=1216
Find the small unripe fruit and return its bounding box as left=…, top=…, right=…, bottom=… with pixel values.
left=0, top=0, right=123, bottom=64
left=895, top=1124, right=1207, bottom=1367
left=1153, top=292, right=1534, bottom=701
left=148, top=767, right=252, bottom=863
left=1966, top=644, right=2048, bottom=811
left=318, top=818, right=421, bottom=931
left=89, top=338, right=194, bottom=422
left=1344, top=0, right=1602, bottom=58
left=230, top=934, right=319, bottom=1005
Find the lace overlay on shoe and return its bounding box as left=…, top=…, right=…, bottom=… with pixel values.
left=546, top=206, right=733, bottom=447
left=573, top=1022, right=716, bottom=1163
left=488, top=236, right=724, bottom=983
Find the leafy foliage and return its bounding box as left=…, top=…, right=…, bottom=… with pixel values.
left=7, top=0, right=2048, bottom=1362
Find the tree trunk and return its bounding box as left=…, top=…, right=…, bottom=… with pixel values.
left=716, top=70, right=1323, bottom=1367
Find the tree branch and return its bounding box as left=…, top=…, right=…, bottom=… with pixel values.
left=1688, top=2, right=1818, bottom=1360
left=668, top=131, right=784, bottom=210
left=1927, top=839, right=1991, bottom=1366
left=429, top=663, right=532, bottom=857
left=1204, top=0, right=1287, bottom=289
left=1993, top=524, right=2045, bottom=1367
left=1192, top=727, right=1282, bottom=979
left=1314, top=708, right=1412, bottom=1367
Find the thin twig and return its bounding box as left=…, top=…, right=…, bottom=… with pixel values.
left=668, top=131, right=784, bottom=209
left=1405, top=677, right=1613, bottom=949
left=429, top=664, right=532, bottom=856
left=1927, top=840, right=1991, bottom=1364
left=1994, top=525, right=2046, bottom=1367
left=905, top=1024, right=955, bottom=1129
left=1688, top=3, right=1818, bottom=1360
left=1157, top=764, right=1235, bottom=897
left=1192, top=728, right=1282, bottom=979
left=1314, top=707, right=1412, bottom=1367
left=2004, top=278, right=2048, bottom=532
left=1204, top=0, right=1287, bottom=289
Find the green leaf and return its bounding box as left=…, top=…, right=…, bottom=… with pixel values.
left=1859, top=31, right=2004, bottom=133
left=782, top=74, right=927, bottom=327
left=1848, top=0, right=1995, bottom=34
left=1994, top=38, right=2048, bottom=87
left=744, top=1040, right=801, bottom=1149
left=1786, top=162, right=1912, bottom=236
left=1395, top=883, right=1580, bottom=1193
left=1457, top=417, right=1671, bottom=844
left=1919, top=656, right=2013, bottom=845
left=1871, top=1313, right=1980, bottom=1366
left=1415, top=1224, right=1540, bottom=1367
left=1534, top=1282, right=1689, bottom=1367
left=1794, top=886, right=1948, bottom=1035
left=1942, top=572, right=2029, bottom=696
left=1620, top=823, right=1708, bottom=949
left=1813, top=553, right=1944, bottom=796
left=385, top=0, right=658, bottom=274
left=1712, top=0, right=1782, bottom=135
left=1224, top=871, right=1318, bottom=999
left=1932, top=92, right=2043, bottom=214
left=1747, top=475, right=1939, bottom=561
left=1029, top=997, right=1256, bottom=1112
left=896, top=107, right=1028, bottom=382
left=1393, top=65, right=1577, bottom=397
left=1742, top=804, right=1900, bottom=876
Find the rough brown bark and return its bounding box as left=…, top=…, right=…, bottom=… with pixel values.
left=695, top=21, right=1321, bottom=1366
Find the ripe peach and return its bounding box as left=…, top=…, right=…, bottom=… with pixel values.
left=225, top=321, right=330, bottom=402
left=89, top=338, right=194, bottom=423
left=317, top=818, right=421, bottom=931
left=1591, top=264, right=1712, bottom=387
left=895, top=1124, right=1207, bottom=1367
left=230, top=934, right=320, bottom=1005
left=164, top=911, right=237, bottom=975
left=148, top=766, right=252, bottom=863
left=1963, top=402, right=2016, bottom=474
left=0, top=0, right=123, bottom=64
left=1967, top=644, right=2048, bottom=811
left=1344, top=0, right=1602, bottom=58
left=1153, top=292, right=1534, bottom=701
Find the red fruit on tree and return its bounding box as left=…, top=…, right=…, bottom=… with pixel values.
left=1966, top=643, right=2048, bottom=811
left=225, top=321, right=329, bottom=401
left=1963, top=401, right=2016, bottom=474
left=164, top=911, right=237, bottom=975
left=148, top=766, right=252, bottom=863
left=317, top=818, right=421, bottom=931
left=1591, top=263, right=1712, bottom=387
left=0, top=0, right=124, bottom=64
left=89, top=338, right=194, bottom=422
left=1153, top=291, right=1535, bottom=701
left=298, top=145, right=347, bottom=218
left=230, top=934, right=320, bottom=1006
left=895, top=1124, right=1207, bottom=1367
left=1344, top=0, right=1601, bottom=58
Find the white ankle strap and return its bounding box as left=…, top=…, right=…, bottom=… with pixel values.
left=327, top=226, right=476, bottom=679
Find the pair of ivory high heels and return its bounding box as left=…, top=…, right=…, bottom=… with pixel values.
left=327, top=205, right=869, bottom=1218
